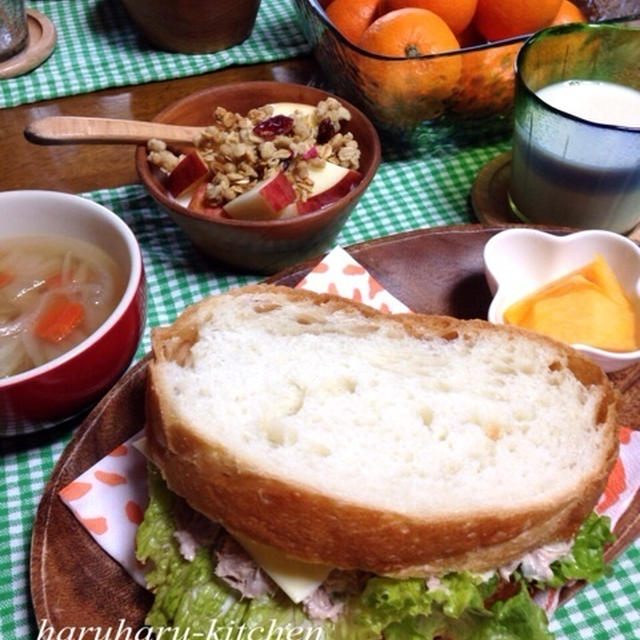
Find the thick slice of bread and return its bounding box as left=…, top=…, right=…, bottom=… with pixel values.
left=145, top=284, right=618, bottom=576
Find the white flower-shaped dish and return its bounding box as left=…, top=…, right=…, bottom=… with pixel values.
left=484, top=228, right=640, bottom=373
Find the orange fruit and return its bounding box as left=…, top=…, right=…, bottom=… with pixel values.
left=357, top=8, right=462, bottom=123
left=359, top=8, right=459, bottom=59
left=384, top=0, right=478, bottom=36
left=473, top=0, right=563, bottom=41
left=449, top=42, right=519, bottom=116
left=325, top=0, right=382, bottom=43
left=551, top=0, right=587, bottom=24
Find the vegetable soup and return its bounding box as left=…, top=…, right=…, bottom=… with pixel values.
left=0, top=235, right=126, bottom=378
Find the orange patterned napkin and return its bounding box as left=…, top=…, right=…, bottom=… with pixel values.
left=59, top=436, right=149, bottom=585
left=297, top=246, right=410, bottom=312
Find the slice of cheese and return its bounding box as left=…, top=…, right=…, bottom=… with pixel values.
left=233, top=532, right=333, bottom=604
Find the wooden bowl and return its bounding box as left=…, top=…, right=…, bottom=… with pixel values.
left=135, top=81, right=381, bottom=274
left=119, top=0, right=261, bottom=54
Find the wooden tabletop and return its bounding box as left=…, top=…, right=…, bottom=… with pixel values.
left=0, top=57, right=320, bottom=194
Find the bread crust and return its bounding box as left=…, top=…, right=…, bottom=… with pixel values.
left=145, top=284, right=619, bottom=576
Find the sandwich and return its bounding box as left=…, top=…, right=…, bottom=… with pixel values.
left=136, top=284, right=618, bottom=639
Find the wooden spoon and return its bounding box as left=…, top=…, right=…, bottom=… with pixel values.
left=24, top=116, right=204, bottom=146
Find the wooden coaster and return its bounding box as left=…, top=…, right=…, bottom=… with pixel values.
left=471, top=150, right=640, bottom=242
left=0, top=9, right=57, bottom=79
left=470, top=150, right=518, bottom=226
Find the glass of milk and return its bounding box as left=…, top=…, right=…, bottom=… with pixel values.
left=509, top=22, right=640, bottom=234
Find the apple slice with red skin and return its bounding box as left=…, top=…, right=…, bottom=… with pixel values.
left=297, top=167, right=361, bottom=214
left=166, top=152, right=210, bottom=198
left=281, top=161, right=362, bottom=217
left=223, top=172, right=296, bottom=221
left=188, top=183, right=225, bottom=219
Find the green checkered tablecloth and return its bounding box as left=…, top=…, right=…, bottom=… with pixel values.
left=2, top=128, right=640, bottom=639
left=0, top=0, right=310, bottom=108
left=1, top=1, right=639, bottom=634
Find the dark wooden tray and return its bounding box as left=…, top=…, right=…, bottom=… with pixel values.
left=31, top=225, right=640, bottom=632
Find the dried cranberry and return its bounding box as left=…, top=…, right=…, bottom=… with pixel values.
left=316, top=118, right=336, bottom=144
left=253, top=115, right=294, bottom=139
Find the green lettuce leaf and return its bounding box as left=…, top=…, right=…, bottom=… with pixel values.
left=474, top=585, right=554, bottom=640
left=349, top=574, right=551, bottom=640
left=547, top=513, right=615, bottom=587
left=136, top=465, right=247, bottom=633
left=136, top=466, right=613, bottom=640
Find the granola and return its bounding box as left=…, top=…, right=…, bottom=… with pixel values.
left=147, top=97, right=361, bottom=211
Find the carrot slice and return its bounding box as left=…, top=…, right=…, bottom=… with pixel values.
left=0, top=271, right=14, bottom=287
left=44, top=272, right=64, bottom=289
left=34, top=295, right=85, bottom=342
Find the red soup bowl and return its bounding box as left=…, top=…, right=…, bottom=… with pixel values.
left=0, top=190, right=146, bottom=436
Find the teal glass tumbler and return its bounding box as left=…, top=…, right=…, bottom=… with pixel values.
left=509, top=22, right=640, bottom=234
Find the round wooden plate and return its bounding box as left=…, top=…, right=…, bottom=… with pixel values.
left=30, top=225, right=640, bottom=632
